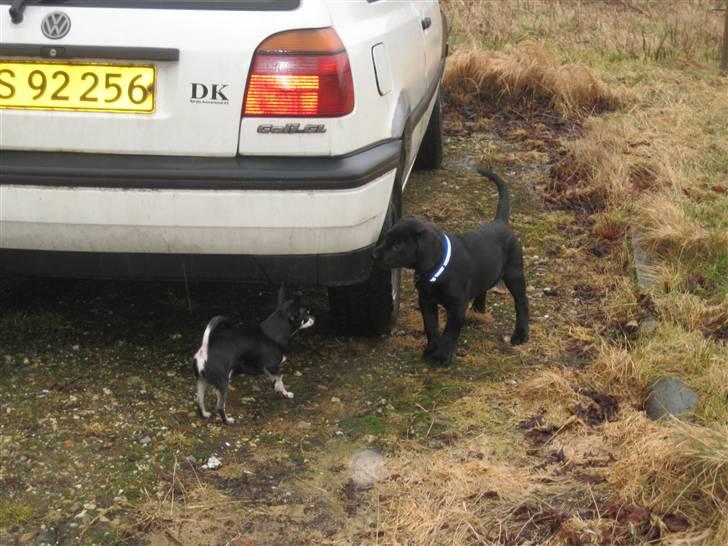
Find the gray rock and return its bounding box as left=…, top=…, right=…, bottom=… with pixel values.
left=646, top=378, right=698, bottom=420
left=630, top=227, right=656, bottom=289
left=639, top=317, right=658, bottom=336
left=201, top=456, right=222, bottom=470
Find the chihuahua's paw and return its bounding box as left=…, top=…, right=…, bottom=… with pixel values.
left=285, top=391, right=294, bottom=399
left=200, top=410, right=212, bottom=419
left=223, top=416, right=235, bottom=425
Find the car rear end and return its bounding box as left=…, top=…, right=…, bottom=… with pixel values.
left=0, top=0, right=400, bottom=285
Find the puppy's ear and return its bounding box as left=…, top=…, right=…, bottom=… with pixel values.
left=277, top=283, right=286, bottom=306
left=415, top=224, right=443, bottom=273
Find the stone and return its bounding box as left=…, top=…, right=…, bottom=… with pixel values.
left=639, top=317, right=659, bottom=336
left=630, top=227, right=656, bottom=289
left=645, top=378, right=699, bottom=420
left=201, top=456, right=222, bottom=470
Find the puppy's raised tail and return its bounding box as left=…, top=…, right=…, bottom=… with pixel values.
left=478, top=168, right=510, bottom=224
left=193, top=315, right=227, bottom=377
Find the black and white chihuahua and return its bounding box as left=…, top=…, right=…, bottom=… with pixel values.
left=192, top=284, right=314, bottom=425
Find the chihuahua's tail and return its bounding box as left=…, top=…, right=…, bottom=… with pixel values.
left=193, top=315, right=227, bottom=377
left=478, top=168, right=510, bottom=224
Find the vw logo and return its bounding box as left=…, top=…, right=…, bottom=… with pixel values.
left=41, top=12, right=71, bottom=40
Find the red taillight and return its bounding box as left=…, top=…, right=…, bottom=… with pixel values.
left=243, top=28, right=354, bottom=118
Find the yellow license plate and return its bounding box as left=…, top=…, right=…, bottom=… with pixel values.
left=0, top=61, right=155, bottom=113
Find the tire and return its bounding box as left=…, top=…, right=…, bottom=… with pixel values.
left=328, top=200, right=401, bottom=336
left=413, top=91, right=443, bottom=171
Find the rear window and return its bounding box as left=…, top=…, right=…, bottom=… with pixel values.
left=0, top=1, right=300, bottom=10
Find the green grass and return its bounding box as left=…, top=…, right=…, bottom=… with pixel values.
left=0, top=499, right=33, bottom=527
left=705, top=251, right=728, bottom=298
left=340, top=415, right=387, bottom=438
left=359, top=415, right=385, bottom=435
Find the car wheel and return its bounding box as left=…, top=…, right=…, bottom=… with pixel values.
left=328, top=199, right=401, bottom=336
left=414, top=91, right=443, bottom=171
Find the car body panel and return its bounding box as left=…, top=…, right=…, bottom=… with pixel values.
left=0, top=2, right=329, bottom=156
left=0, top=0, right=447, bottom=281
left=1, top=168, right=396, bottom=254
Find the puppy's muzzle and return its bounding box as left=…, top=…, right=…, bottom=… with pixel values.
left=372, top=243, right=391, bottom=268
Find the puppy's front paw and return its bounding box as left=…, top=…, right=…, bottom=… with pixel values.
left=423, top=338, right=440, bottom=358
left=224, top=416, right=235, bottom=425
left=285, top=391, right=294, bottom=399
left=510, top=327, right=529, bottom=346
left=425, top=349, right=452, bottom=367
left=200, top=410, right=212, bottom=419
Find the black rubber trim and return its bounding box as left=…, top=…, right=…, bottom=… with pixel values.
left=0, top=1, right=300, bottom=10
left=0, top=140, right=401, bottom=191
left=441, top=12, right=449, bottom=58
left=0, top=43, right=179, bottom=61
left=0, top=246, right=375, bottom=285
left=410, top=57, right=445, bottom=138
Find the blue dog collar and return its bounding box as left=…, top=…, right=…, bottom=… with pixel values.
left=428, top=233, right=452, bottom=283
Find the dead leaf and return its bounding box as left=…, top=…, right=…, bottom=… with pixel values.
left=662, top=513, right=690, bottom=532
left=573, top=471, right=606, bottom=484
left=626, top=506, right=650, bottom=525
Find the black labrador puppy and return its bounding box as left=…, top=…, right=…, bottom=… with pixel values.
left=372, top=168, right=529, bottom=366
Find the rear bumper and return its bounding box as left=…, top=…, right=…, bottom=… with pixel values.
left=0, top=141, right=400, bottom=283
left=0, top=140, right=400, bottom=191
left=0, top=247, right=376, bottom=284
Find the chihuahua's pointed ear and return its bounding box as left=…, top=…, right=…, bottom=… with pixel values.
left=277, top=283, right=286, bottom=306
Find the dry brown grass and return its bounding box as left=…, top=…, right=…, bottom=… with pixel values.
left=443, top=41, right=621, bottom=118
left=591, top=343, right=642, bottom=395
left=515, top=368, right=584, bottom=421
left=651, top=288, right=728, bottom=335
left=131, top=484, right=248, bottom=546
left=445, top=0, right=724, bottom=63
left=545, top=110, right=695, bottom=212
left=380, top=452, right=537, bottom=544
left=592, top=322, right=728, bottom=421
left=606, top=412, right=728, bottom=543
left=405, top=1, right=728, bottom=542
left=634, top=193, right=728, bottom=260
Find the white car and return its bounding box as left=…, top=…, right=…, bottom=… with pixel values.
left=0, top=0, right=447, bottom=334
